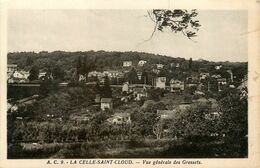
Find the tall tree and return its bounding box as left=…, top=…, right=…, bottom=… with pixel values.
left=28, top=66, right=39, bottom=81
left=141, top=70, right=148, bottom=84
left=76, top=56, right=82, bottom=76
left=128, top=68, right=138, bottom=84
left=102, top=76, right=112, bottom=98
left=26, top=56, right=34, bottom=66
left=52, top=66, right=65, bottom=81
left=189, top=58, right=193, bottom=70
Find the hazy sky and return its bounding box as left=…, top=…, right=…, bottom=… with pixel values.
left=8, top=9, right=248, bottom=62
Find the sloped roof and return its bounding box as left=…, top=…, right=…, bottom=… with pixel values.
left=8, top=64, right=17, bottom=67
left=133, top=88, right=145, bottom=93
left=101, top=98, right=112, bottom=103
left=113, top=112, right=130, bottom=117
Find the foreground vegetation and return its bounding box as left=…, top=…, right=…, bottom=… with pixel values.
left=8, top=137, right=247, bottom=158
left=8, top=84, right=248, bottom=158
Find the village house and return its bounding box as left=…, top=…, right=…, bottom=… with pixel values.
left=133, top=87, right=147, bottom=101
left=217, top=78, right=227, bottom=91
left=155, top=77, right=166, bottom=89
left=152, top=68, right=160, bottom=74
left=7, top=64, right=18, bottom=73
left=100, top=98, right=113, bottom=111
left=156, top=64, right=164, bottom=69
left=136, top=71, right=143, bottom=80
left=215, top=65, right=222, bottom=70
left=13, top=71, right=29, bottom=79
left=211, top=74, right=221, bottom=79
left=107, top=112, right=131, bottom=125
left=20, top=70, right=30, bottom=79
left=95, top=94, right=101, bottom=103
left=123, top=61, right=133, bottom=67
left=138, top=60, right=147, bottom=66
left=39, top=72, right=47, bottom=80
left=199, top=72, right=210, bottom=80
left=103, top=70, right=121, bottom=78
left=122, top=82, right=129, bottom=93
left=8, top=70, right=30, bottom=83
left=88, top=71, right=105, bottom=79
left=157, top=110, right=176, bottom=120
left=169, top=79, right=185, bottom=93
left=170, top=62, right=180, bottom=68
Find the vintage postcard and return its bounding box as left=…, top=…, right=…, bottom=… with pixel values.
left=0, top=0, right=259, bottom=168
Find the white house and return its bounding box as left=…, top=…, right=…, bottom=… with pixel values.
left=12, top=71, right=25, bottom=79
left=122, top=82, right=129, bottom=93
left=215, top=65, right=222, bottom=70
left=199, top=72, right=210, bottom=80
left=8, top=70, right=30, bottom=83
left=39, top=72, right=47, bottom=79
left=100, top=98, right=113, bottom=111
left=123, top=61, right=132, bottom=67
left=138, top=60, right=147, bottom=66
left=156, top=77, right=166, bottom=89
left=217, top=78, right=227, bottom=85
left=88, top=71, right=105, bottom=79
left=20, top=70, right=30, bottom=79
left=103, top=71, right=117, bottom=78
left=169, top=79, right=184, bottom=92
left=108, top=112, right=131, bottom=125
left=7, top=64, right=18, bottom=73
left=156, top=64, right=164, bottom=69
left=78, top=74, right=86, bottom=81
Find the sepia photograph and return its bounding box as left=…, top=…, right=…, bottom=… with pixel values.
left=6, top=8, right=249, bottom=159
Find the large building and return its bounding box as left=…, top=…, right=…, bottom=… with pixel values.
left=123, top=61, right=133, bottom=67
left=155, top=77, right=166, bottom=89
